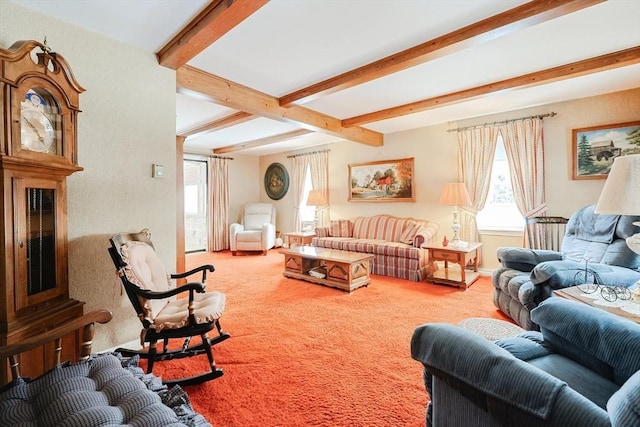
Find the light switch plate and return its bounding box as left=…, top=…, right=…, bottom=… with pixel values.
left=152, top=164, right=164, bottom=178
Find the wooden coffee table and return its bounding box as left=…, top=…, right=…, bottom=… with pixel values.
left=279, top=246, right=373, bottom=292
left=554, top=286, right=640, bottom=324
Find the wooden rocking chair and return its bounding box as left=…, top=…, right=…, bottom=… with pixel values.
left=108, top=228, right=229, bottom=386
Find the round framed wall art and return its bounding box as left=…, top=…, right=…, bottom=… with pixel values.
left=264, top=162, right=289, bottom=200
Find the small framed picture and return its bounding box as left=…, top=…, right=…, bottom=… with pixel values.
left=571, top=121, right=640, bottom=180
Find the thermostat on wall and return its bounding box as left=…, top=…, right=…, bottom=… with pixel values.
left=152, top=164, right=164, bottom=178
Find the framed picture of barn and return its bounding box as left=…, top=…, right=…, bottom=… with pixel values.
left=571, top=121, right=640, bottom=180
left=348, top=157, right=415, bottom=202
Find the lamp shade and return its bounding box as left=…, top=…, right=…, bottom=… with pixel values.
left=594, top=154, right=640, bottom=215
left=306, top=190, right=327, bottom=206
left=439, top=183, right=472, bottom=207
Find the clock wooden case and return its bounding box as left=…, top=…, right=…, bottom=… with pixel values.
left=0, top=40, right=85, bottom=384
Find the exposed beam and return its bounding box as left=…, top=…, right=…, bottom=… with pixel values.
left=177, top=65, right=383, bottom=147
left=278, top=0, right=604, bottom=107
left=214, top=129, right=313, bottom=154
left=157, top=0, right=269, bottom=69
left=179, top=112, right=255, bottom=138
left=343, top=47, right=640, bottom=127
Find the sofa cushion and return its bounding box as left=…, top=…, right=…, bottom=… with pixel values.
left=529, top=354, right=619, bottom=410
left=353, top=215, right=404, bottom=241
left=531, top=298, right=640, bottom=385
left=342, top=239, right=379, bottom=254
left=399, top=220, right=422, bottom=245
left=329, top=220, right=353, bottom=237
left=372, top=242, right=423, bottom=260
left=312, top=237, right=350, bottom=250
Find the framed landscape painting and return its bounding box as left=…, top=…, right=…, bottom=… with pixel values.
left=572, top=121, right=640, bottom=180
left=348, top=157, right=415, bottom=202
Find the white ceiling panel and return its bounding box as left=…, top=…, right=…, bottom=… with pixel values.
left=11, top=0, right=640, bottom=156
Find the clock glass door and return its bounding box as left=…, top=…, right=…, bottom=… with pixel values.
left=26, top=187, right=57, bottom=295
left=14, top=177, right=65, bottom=311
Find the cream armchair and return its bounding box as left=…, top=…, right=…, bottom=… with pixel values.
left=230, top=203, right=276, bottom=255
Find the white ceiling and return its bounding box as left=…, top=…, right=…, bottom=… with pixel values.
left=13, top=0, right=640, bottom=156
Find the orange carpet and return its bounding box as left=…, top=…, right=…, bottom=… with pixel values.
left=151, top=250, right=509, bottom=427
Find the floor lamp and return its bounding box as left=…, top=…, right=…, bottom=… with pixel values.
left=439, top=182, right=472, bottom=246
left=594, top=154, right=640, bottom=301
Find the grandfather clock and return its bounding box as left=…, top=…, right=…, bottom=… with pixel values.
left=0, top=40, right=84, bottom=383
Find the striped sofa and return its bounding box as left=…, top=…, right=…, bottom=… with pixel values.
left=312, top=215, right=438, bottom=282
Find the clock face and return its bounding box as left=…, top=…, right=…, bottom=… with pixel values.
left=21, top=108, right=56, bottom=154
left=20, top=89, right=59, bottom=155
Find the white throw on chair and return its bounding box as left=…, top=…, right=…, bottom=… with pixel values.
left=230, top=203, right=276, bottom=255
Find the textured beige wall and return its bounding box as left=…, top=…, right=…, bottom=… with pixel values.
left=1, top=2, right=177, bottom=350
left=260, top=88, right=640, bottom=270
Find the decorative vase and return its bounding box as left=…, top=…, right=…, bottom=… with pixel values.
left=442, top=236, right=449, bottom=247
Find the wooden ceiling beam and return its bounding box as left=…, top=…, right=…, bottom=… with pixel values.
left=157, top=0, right=269, bottom=69
left=214, top=129, right=313, bottom=154
left=177, top=65, right=383, bottom=147
left=278, top=0, right=604, bottom=107
left=343, top=47, right=640, bottom=127
left=179, top=111, right=255, bottom=138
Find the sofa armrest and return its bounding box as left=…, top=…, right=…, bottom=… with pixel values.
left=411, top=323, right=610, bottom=426
left=411, top=323, right=566, bottom=420
left=497, top=247, right=562, bottom=272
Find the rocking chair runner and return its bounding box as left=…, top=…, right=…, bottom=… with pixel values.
left=108, top=228, right=229, bottom=387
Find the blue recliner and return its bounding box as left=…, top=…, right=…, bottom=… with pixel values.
left=492, top=205, right=640, bottom=330
left=410, top=297, right=640, bottom=427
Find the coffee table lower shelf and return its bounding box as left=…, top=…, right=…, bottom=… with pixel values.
left=280, top=246, right=373, bottom=292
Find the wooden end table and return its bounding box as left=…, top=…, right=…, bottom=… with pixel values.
left=422, top=241, right=483, bottom=289
left=283, top=231, right=315, bottom=247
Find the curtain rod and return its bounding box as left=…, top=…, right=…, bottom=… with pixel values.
left=183, top=153, right=234, bottom=160
left=446, top=112, right=557, bottom=133
left=287, top=148, right=331, bottom=158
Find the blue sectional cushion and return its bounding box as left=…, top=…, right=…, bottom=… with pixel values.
left=0, top=353, right=210, bottom=427
left=531, top=298, right=640, bottom=385
left=530, top=260, right=640, bottom=289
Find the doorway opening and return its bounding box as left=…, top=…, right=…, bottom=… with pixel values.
left=184, top=159, right=207, bottom=253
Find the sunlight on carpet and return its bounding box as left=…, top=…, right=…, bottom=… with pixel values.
left=150, top=250, right=509, bottom=427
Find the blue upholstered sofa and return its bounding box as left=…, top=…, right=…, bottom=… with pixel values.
left=410, top=298, right=640, bottom=427
left=493, top=205, right=640, bottom=330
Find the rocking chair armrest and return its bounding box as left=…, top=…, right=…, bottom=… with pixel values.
left=134, top=282, right=206, bottom=299
left=171, top=264, right=215, bottom=281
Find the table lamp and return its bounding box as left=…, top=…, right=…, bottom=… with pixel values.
left=594, top=154, right=640, bottom=301
left=439, top=182, right=472, bottom=245
left=306, top=190, right=327, bottom=228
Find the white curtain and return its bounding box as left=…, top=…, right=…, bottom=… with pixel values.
left=207, top=156, right=230, bottom=251
left=457, top=126, right=498, bottom=245
left=291, top=150, right=330, bottom=231
left=308, top=150, right=329, bottom=227
left=291, top=156, right=308, bottom=232
left=500, top=118, right=546, bottom=245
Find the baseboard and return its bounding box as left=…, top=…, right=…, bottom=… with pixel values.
left=104, top=339, right=140, bottom=354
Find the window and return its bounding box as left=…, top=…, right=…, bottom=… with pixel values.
left=299, top=167, right=315, bottom=230
left=476, top=134, right=525, bottom=231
